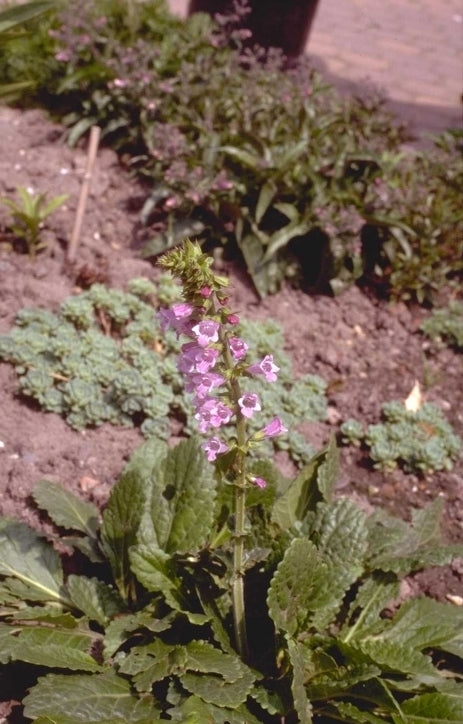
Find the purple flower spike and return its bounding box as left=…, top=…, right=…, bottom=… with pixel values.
left=192, top=319, right=220, bottom=347
left=247, top=354, right=280, bottom=382
left=262, top=417, right=288, bottom=438
left=185, top=372, right=225, bottom=399
left=238, top=392, right=261, bottom=419
left=202, top=437, right=229, bottom=462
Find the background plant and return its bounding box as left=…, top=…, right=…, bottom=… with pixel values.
left=0, top=276, right=326, bottom=463
left=1, top=185, right=68, bottom=258
left=1, top=438, right=462, bottom=723
left=420, top=300, right=463, bottom=351
left=341, top=400, right=462, bottom=474
left=0, top=0, right=460, bottom=302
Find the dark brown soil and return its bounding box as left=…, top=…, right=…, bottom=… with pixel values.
left=0, top=105, right=462, bottom=718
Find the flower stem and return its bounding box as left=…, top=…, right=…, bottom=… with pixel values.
left=221, top=329, right=249, bottom=660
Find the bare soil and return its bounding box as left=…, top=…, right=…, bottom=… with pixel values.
left=0, top=106, right=462, bottom=718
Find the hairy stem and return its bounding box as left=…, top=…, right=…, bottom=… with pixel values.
left=221, top=329, right=249, bottom=660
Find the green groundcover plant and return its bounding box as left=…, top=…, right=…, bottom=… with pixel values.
left=341, top=401, right=461, bottom=474
left=0, top=0, right=461, bottom=302
left=0, top=275, right=326, bottom=464
left=420, top=301, right=463, bottom=351
left=1, top=243, right=463, bottom=723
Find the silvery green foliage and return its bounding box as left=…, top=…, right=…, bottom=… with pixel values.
left=342, top=401, right=461, bottom=474
left=0, top=281, right=327, bottom=464
left=1, top=438, right=462, bottom=723
left=420, top=301, right=463, bottom=350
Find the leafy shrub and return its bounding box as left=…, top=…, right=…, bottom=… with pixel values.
left=420, top=300, right=463, bottom=350
left=341, top=400, right=461, bottom=473
left=0, top=278, right=326, bottom=463
left=1, top=438, right=462, bottom=723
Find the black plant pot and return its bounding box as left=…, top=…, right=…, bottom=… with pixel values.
left=188, top=0, right=321, bottom=61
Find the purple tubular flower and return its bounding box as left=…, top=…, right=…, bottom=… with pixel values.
left=238, top=392, right=261, bottom=419
left=262, top=417, right=288, bottom=438
left=247, top=354, right=280, bottom=382
left=192, top=319, right=220, bottom=347
left=178, top=343, right=219, bottom=374
left=202, top=437, right=229, bottom=462
left=184, top=372, right=225, bottom=399
left=228, top=336, right=248, bottom=361
left=250, top=476, right=267, bottom=489
left=195, top=399, right=233, bottom=433
left=158, top=303, right=194, bottom=334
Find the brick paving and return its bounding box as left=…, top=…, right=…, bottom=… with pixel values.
left=168, top=0, right=462, bottom=137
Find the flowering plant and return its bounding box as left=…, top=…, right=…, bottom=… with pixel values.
left=159, top=240, right=288, bottom=657
left=0, top=243, right=462, bottom=722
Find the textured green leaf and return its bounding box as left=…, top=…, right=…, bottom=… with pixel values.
left=100, top=461, right=147, bottom=599
left=397, top=691, right=463, bottom=723
left=33, top=480, right=99, bottom=538
left=370, top=597, right=463, bottom=652
left=129, top=544, right=182, bottom=610
left=23, top=670, right=161, bottom=722
left=184, top=640, right=250, bottom=682
left=120, top=639, right=182, bottom=692
left=0, top=520, right=70, bottom=605
left=67, top=575, right=125, bottom=625
left=316, top=434, right=338, bottom=503
left=267, top=538, right=328, bottom=636
left=180, top=670, right=254, bottom=709
left=0, top=622, right=18, bottom=663
left=288, top=639, right=313, bottom=724
left=309, top=499, right=369, bottom=627
left=179, top=695, right=262, bottom=724
left=10, top=625, right=101, bottom=671
left=367, top=501, right=461, bottom=574
left=271, top=446, right=328, bottom=530
left=333, top=701, right=390, bottom=723
left=342, top=574, right=400, bottom=642
left=103, top=609, right=174, bottom=660
left=140, top=437, right=216, bottom=554
left=342, top=639, right=439, bottom=682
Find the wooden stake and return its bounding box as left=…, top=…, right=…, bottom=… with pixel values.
left=67, top=125, right=101, bottom=263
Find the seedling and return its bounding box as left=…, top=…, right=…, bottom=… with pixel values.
left=1, top=185, right=68, bottom=258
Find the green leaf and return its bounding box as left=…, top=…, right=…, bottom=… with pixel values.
left=397, top=691, right=463, bottom=723
left=267, top=538, right=328, bottom=636
left=262, top=217, right=312, bottom=263
left=0, top=0, right=54, bottom=33
left=66, top=575, right=125, bottom=625
left=33, top=480, right=99, bottom=538
left=0, top=520, right=70, bottom=605
left=220, top=145, right=263, bottom=171
left=255, top=180, right=277, bottom=225
left=179, top=695, right=262, bottom=724
left=316, top=434, right=338, bottom=503
left=119, top=639, right=182, bottom=692
left=100, top=459, right=147, bottom=599
left=103, top=610, right=174, bottom=660
left=180, top=670, right=254, bottom=709
left=23, top=671, right=161, bottom=722
left=138, top=437, right=216, bottom=554
left=288, top=639, right=313, bottom=724
left=365, top=597, right=463, bottom=652
left=342, top=573, right=400, bottom=642
left=333, top=701, right=391, bottom=723
left=271, top=444, right=334, bottom=530
left=308, top=498, right=369, bottom=627
left=0, top=622, right=19, bottom=663
left=9, top=625, right=101, bottom=671
left=129, top=544, right=183, bottom=611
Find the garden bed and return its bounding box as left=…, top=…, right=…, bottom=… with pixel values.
left=0, top=104, right=462, bottom=603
